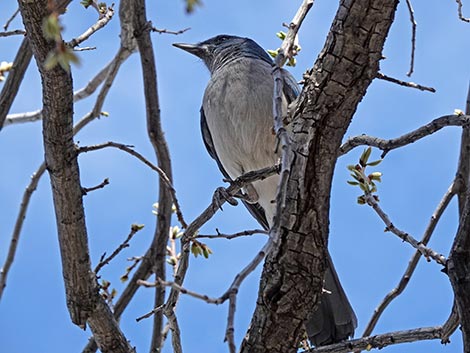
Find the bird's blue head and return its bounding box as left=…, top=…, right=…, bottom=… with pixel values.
left=173, top=35, right=273, bottom=73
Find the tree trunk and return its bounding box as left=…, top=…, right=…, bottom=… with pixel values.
left=241, top=1, right=399, bottom=352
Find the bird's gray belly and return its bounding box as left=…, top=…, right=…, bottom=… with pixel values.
left=203, top=62, right=280, bottom=223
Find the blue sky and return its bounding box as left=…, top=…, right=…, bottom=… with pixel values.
left=0, top=1, right=469, bottom=352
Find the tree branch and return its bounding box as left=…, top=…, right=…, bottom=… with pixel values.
left=364, top=193, right=447, bottom=265
left=339, top=114, right=470, bottom=157
left=376, top=72, right=436, bottom=92
left=362, top=181, right=457, bottom=337
left=131, top=1, right=175, bottom=351
left=307, top=326, right=443, bottom=353
left=0, top=29, right=25, bottom=37
left=17, top=2, right=134, bottom=350
left=67, top=5, right=115, bottom=48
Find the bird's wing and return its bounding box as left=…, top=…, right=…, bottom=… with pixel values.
left=200, top=107, right=270, bottom=229
left=281, top=68, right=301, bottom=103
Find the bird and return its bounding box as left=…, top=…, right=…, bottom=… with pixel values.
left=173, top=34, right=357, bottom=347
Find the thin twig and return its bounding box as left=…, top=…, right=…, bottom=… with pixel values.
left=456, top=0, right=470, bottom=22
left=78, top=141, right=187, bottom=228
left=339, top=114, right=470, bottom=157
left=197, top=228, right=268, bottom=239
left=3, top=8, right=20, bottom=31
left=151, top=27, right=190, bottom=35
left=364, top=193, right=447, bottom=265
left=82, top=178, right=110, bottom=195
left=362, top=181, right=457, bottom=337
left=94, top=224, right=144, bottom=274
left=0, top=29, right=25, bottom=37
left=306, top=326, right=443, bottom=353
left=140, top=278, right=221, bottom=304
left=162, top=164, right=280, bottom=352
left=136, top=305, right=164, bottom=322
left=405, top=0, right=417, bottom=76
left=67, top=5, right=115, bottom=48
left=377, top=72, right=435, bottom=92
left=73, top=46, right=97, bottom=52
left=4, top=46, right=134, bottom=127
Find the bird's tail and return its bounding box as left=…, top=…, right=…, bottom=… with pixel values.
left=305, top=253, right=357, bottom=347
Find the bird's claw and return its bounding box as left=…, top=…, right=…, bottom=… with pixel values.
left=213, top=187, right=238, bottom=210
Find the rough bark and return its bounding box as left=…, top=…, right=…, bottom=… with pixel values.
left=447, top=87, right=470, bottom=352
left=241, top=1, right=399, bottom=352
left=17, top=1, right=133, bottom=352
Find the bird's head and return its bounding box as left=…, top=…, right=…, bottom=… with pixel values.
left=173, top=34, right=272, bottom=73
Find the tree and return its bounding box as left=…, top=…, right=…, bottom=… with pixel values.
left=0, top=0, right=469, bottom=353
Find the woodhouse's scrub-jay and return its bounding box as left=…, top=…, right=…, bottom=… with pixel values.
left=173, top=34, right=357, bottom=346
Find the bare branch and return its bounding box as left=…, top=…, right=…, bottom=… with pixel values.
left=197, top=228, right=268, bottom=239
left=166, top=309, right=183, bottom=353
left=362, top=181, right=457, bottom=336
left=94, top=224, right=144, bottom=274
left=73, top=46, right=97, bottom=51
left=136, top=305, right=163, bottom=322
left=151, top=26, right=191, bottom=35
left=67, top=5, right=115, bottom=48
left=0, top=163, right=46, bottom=300
left=339, top=114, right=470, bottom=157
left=405, top=0, right=417, bottom=76
left=0, top=38, right=32, bottom=129
left=441, top=301, right=460, bottom=343
left=377, top=72, right=435, bottom=92
left=307, top=326, right=443, bottom=353
left=364, top=193, right=447, bottom=265
left=82, top=178, right=109, bottom=195
left=132, top=1, right=176, bottom=349
left=456, top=0, right=470, bottom=22
left=140, top=278, right=221, bottom=304
left=0, top=29, right=25, bottom=37
left=4, top=45, right=134, bottom=127
left=78, top=141, right=187, bottom=228
left=3, top=8, right=20, bottom=31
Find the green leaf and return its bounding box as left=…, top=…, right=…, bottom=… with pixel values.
left=359, top=147, right=372, bottom=167
left=80, top=0, right=93, bottom=8
left=366, top=159, right=382, bottom=167
left=276, top=31, right=286, bottom=40
left=369, top=172, right=382, bottom=182
left=185, top=0, right=202, bottom=14
left=267, top=49, right=279, bottom=58
left=347, top=180, right=359, bottom=186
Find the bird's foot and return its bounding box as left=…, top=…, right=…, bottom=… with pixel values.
left=213, top=187, right=238, bottom=211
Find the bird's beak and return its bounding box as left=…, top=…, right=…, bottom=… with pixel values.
left=173, top=42, right=206, bottom=58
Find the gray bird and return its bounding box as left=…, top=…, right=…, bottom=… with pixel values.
left=173, top=34, right=357, bottom=346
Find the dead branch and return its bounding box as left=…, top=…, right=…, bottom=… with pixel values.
left=362, top=181, right=457, bottom=336
left=405, top=0, right=417, bottom=76
left=0, top=29, right=25, bottom=37
left=339, top=114, right=470, bottom=157
left=67, top=5, right=115, bottom=48
left=94, top=224, right=144, bottom=274
left=364, top=193, right=447, bottom=265
left=78, top=141, right=187, bottom=228
left=307, top=326, right=443, bottom=353
left=377, top=72, right=435, bottom=92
